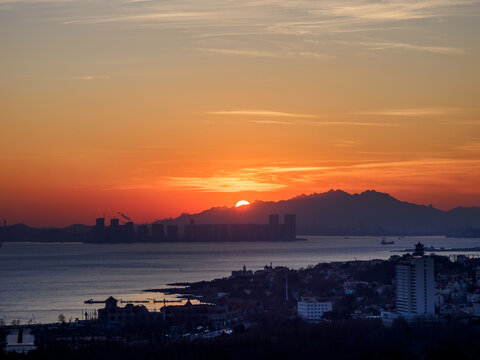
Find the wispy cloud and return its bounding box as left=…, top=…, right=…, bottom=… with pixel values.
left=208, top=111, right=404, bottom=127
left=311, top=121, right=402, bottom=127
left=162, top=176, right=286, bottom=192
left=0, top=0, right=71, bottom=3
left=456, top=141, right=480, bottom=152
left=208, top=110, right=316, bottom=118
left=245, top=166, right=331, bottom=174
left=196, top=48, right=277, bottom=58
left=71, top=75, right=110, bottom=80
left=151, top=158, right=480, bottom=193
left=334, top=140, right=358, bottom=148
left=296, top=51, right=334, bottom=59
left=251, top=120, right=296, bottom=125
left=312, top=0, right=478, bottom=21
left=354, top=107, right=463, bottom=116
left=63, top=12, right=215, bottom=25
left=359, top=41, right=466, bottom=55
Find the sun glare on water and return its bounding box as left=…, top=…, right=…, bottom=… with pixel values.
left=235, top=200, right=250, bottom=207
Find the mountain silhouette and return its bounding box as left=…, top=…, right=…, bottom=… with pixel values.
left=155, top=190, right=480, bottom=236
left=1, top=190, right=479, bottom=241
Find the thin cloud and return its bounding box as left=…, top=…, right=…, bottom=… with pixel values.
left=246, top=166, right=331, bottom=173
left=456, top=142, right=480, bottom=152
left=312, top=0, right=478, bottom=21
left=359, top=41, right=466, bottom=55
left=0, top=0, right=71, bottom=3
left=196, top=48, right=277, bottom=58
left=334, top=140, right=358, bottom=148
left=64, top=12, right=214, bottom=25
left=163, top=176, right=286, bottom=192
left=208, top=110, right=316, bottom=118
left=355, top=107, right=462, bottom=116
left=251, top=120, right=296, bottom=125
left=296, top=51, right=334, bottom=59
left=71, top=75, right=110, bottom=80
left=311, top=121, right=402, bottom=127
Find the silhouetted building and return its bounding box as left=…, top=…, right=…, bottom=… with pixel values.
left=94, top=218, right=105, bottom=242
left=164, top=299, right=238, bottom=332
left=151, top=223, right=165, bottom=242
left=123, top=221, right=135, bottom=242
left=284, top=214, right=296, bottom=241
left=213, top=224, right=229, bottom=241
left=137, top=225, right=149, bottom=242
left=183, top=214, right=296, bottom=242
left=98, top=297, right=154, bottom=328
left=269, top=214, right=280, bottom=226
left=167, top=225, right=178, bottom=241
left=268, top=214, right=280, bottom=241
left=107, top=218, right=121, bottom=242
left=414, top=242, right=425, bottom=256
left=92, top=213, right=296, bottom=243
left=184, top=219, right=195, bottom=241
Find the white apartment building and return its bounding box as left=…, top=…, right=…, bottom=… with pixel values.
left=396, top=255, right=435, bottom=316
left=297, top=295, right=332, bottom=321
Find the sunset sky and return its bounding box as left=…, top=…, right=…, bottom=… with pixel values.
left=1, top=0, right=480, bottom=226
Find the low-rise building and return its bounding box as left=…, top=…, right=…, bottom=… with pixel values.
left=297, top=295, right=332, bottom=321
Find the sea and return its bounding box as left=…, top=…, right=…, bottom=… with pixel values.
left=1, top=236, right=480, bottom=324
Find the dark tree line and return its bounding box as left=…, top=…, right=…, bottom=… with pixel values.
left=2, top=318, right=480, bottom=360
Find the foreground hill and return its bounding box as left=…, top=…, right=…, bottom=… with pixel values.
left=156, top=190, right=480, bottom=236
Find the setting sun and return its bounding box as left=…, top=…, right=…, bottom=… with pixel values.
left=235, top=200, right=250, bottom=208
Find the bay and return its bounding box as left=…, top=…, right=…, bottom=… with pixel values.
left=1, top=236, right=479, bottom=324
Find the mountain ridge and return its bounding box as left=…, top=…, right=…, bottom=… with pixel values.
left=1, top=190, right=479, bottom=240
left=155, top=189, right=480, bottom=236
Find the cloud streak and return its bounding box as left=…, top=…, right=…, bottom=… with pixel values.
left=208, top=110, right=316, bottom=118
left=152, top=158, right=480, bottom=193
left=354, top=107, right=463, bottom=116
left=71, top=75, right=110, bottom=80
left=196, top=48, right=277, bottom=58
left=163, top=176, right=286, bottom=192
left=359, top=41, right=466, bottom=55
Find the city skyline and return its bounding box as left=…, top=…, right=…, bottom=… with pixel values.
left=1, top=0, right=480, bottom=226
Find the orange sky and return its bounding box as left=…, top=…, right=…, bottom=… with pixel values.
left=1, top=0, right=480, bottom=226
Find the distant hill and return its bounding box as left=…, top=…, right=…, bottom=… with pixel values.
left=0, top=223, right=92, bottom=242
left=154, top=190, right=480, bottom=236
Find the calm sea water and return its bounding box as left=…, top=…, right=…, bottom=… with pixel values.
left=1, top=236, right=480, bottom=324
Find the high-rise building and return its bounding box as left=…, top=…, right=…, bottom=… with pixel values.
left=137, top=225, right=149, bottom=242
left=166, top=225, right=178, bottom=241
left=151, top=223, right=164, bottom=242
left=94, top=218, right=105, bottom=242
left=395, top=243, right=435, bottom=316
left=123, top=221, right=134, bottom=242
left=284, top=214, right=296, bottom=241
left=269, top=214, right=279, bottom=226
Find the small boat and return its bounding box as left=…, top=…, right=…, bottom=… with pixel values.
left=381, top=239, right=395, bottom=245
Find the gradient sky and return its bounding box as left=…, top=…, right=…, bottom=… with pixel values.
left=1, top=0, right=480, bottom=226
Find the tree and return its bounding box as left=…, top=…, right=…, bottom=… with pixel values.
left=58, top=314, right=66, bottom=324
